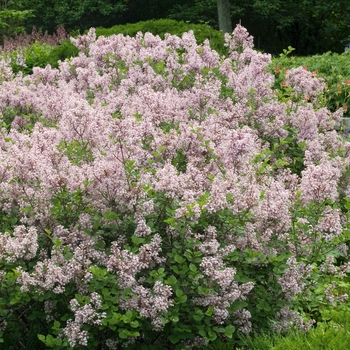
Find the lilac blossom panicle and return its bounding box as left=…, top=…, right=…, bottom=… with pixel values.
left=278, top=257, right=313, bottom=301
left=300, top=159, right=342, bottom=203
left=70, top=28, right=96, bottom=51
left=0, top=56, right=13, bottom=81
left=0, top=226, right=38, bottom=262
left=286, top=66, right=325, bottom=101
left=273, top=306, right=315, bottom=333
left=225, top=24, right=254, bottom=54
left=63, top=294, right=106, bottom=347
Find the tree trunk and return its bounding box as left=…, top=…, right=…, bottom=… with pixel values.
left=217, top=0, right=232, bottom=33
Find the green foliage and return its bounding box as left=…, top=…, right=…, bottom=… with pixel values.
left=241, top=309, right=350, bottom=350
left=0, top=105, right=54, bottom=132
left=0, top=276, right=47, bottom=348
left=271, top=49, right=350, bottom=117
left=0, top=0, right=34, bottom=43
left=9, top=41, right=53, bottom=75
left=1, top=38, right=79, bottom=74
left=167, top=0, right=217, bottom=27
left=46, top=39, right=79, bottom=68
left=50, top=186, right=93, bottom=228
left=20, top=0, right=128, bottom=33
left=57, top=140, right=95, bottom=166
left=0, top=9, right=34, bottom=43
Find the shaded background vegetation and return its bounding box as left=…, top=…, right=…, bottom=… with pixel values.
left=1, top=0, right=350, bottom=55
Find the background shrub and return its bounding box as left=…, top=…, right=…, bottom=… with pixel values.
left=271, top=48, right=350, bottom=117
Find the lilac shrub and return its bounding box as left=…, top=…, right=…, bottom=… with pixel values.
left=0, top=25, right=349, bottom=348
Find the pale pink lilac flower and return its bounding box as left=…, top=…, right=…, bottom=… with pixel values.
left=286, top=67, right=325, bottom=100
left=300, top=159, right=342, bottom=203
left=4, top=225, right=38, bottom=262
left=278, top=257, right=313, bottom=301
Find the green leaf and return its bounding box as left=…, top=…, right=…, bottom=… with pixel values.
left=170, top=315, right=179, bottom=323
left=257, top=300, right=272, bottom=311
left=171, top=265, right=180, bottom=273
left=205, top=305, right=214, bottom=316
left=37, top=334, right=45, bottom=342
left=64, top=251, right=73, bottom=260
left=189, top=263, right=197, bottom=272
left=207, top=330, right=217, bottom=341
left=118, top=329, right=128, bottom=339
left=130, top=320, right=139, bottom=328
left=198, top=328, right=207, bottom=338
left=131, top=235, right=145, bottom=245
left=174, top=254, right=185, bottom=264
left=224, top=325, right=236, bottom=338
left=168, top=334, right=181, bottom=344
left=46, top=334, right=55, bottom=344
left=53, top=337, right=62, bottom=346
left=128, top=331, right=140, bottom=337
left=175, top=289, right=183, bottom=298
left=52, top=237, right=62, bottom=246
left=165, top=275, right=178, bottom=285
left=228, top=301, right=248, bottom=312
left=193, top=314, right=204, bottom=321
left=177, top=295, right=187, bottom=304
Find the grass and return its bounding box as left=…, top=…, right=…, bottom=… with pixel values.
left=207, top=309, right=350, bottom=350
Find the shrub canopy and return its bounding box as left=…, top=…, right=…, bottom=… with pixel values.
left=0, top=26, right=349, bottom=349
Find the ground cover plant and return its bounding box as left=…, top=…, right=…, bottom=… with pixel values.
left=0, top=25, right=350, bottom=349
left=240, top=309, right=350, bottom=350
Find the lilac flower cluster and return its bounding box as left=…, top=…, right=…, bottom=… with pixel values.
left=0, top=225, right=38, bottom=262
left=63, top=294, right=106, bottom=347
left=278, top=257, right=313, bottom=301
left=287, top=67, right=325, bottom=96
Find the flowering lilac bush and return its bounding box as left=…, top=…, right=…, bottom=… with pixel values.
left=0, top=25, right=349, bottom=349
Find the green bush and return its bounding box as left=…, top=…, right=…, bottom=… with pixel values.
left=4, top=41, right=54, bottom=75
left=46, top=39, right=79, bottom=68
left=94, top=19, right=227, bottom=56
left=271, top=48, right=350, bottom=117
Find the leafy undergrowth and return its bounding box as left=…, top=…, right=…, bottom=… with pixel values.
left=239, top=309, right=350, bottom=350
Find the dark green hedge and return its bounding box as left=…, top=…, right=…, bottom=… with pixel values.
left=43, top=19, right=226, bottom=69
left=94, top=19, right=226, bottom=55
